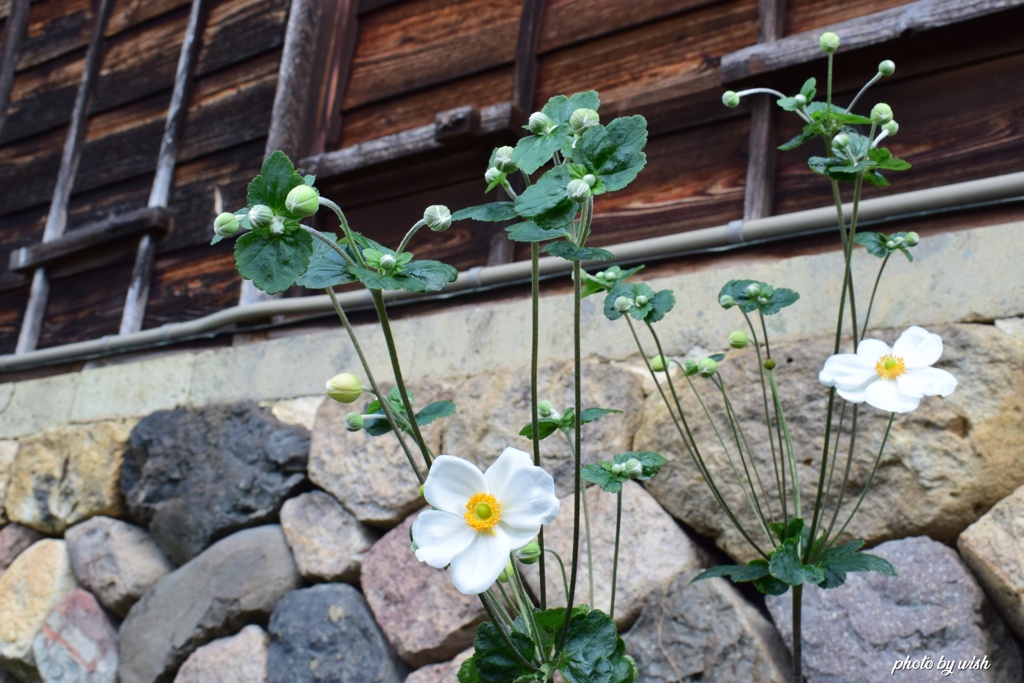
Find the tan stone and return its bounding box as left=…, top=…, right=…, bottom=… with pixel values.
left=522, top=480, right=704, bottom=628
left=279, top=490, right=378, bottom=582
left=403, top=649, right=472, bottom=683
left=635, top=323, right=1024, bottom=562
left=0, top=441, right=16, bottom=524
left=0, top=539, right=78, bottom=681
left=308, top=381, right=448, bottom=528
left=444, top=359, right=646, bottom=497
left=5, top=421, right=133, bottom=534
left=959, top=484, right=1024, bottom=642
left=173, top=625, right=269, bottom=683
left=265, top=396, right=324, bottom=431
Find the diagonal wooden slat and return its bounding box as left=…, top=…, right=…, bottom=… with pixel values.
left=511, top=0, right=546, bottom=120
left=16, top=0, right=116, bottom=354
left=0, top=0, right=31, bottom=140
left=120, top=0, right=210, bottom=335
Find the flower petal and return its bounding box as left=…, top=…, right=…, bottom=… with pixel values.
left=856, top=338, right=892, bottom=361
left=864, top=379, right=920, bottom=413
left=448, top=530, right=511, bottom=595
left=423, top=455, right=488, bottom=515
left=892, top=326, right=943, bottom=368
left=836, top=386, right=869, bottom=404
left=897, top=367, right=957, bottom=399
left=497, top=522, right=541, bottom=550
left=484, top=447, right=534, bottom=500
left=495, top=466, right=560, bottom=535
left=413, top=510, right=475, bottom=568
left=819, top=353, right=877, bottom=391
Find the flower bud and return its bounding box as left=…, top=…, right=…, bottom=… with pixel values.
left=569, top=108, right=600, bottom=134
left=882, top=120, right=899, bottom=137
left=650, top=355, right=667, bottom=372
left=904, top=231, right=920, bottom=247
left=214, top=212, right=239, bottom=237
left=614, top=296, right=633, bottom=312
left=345, top=412, right=364, bottom=431
left=516, top=540, right=542, bottom=564
left=721, top=91, right=741, bottom=108
left=326, top=373, right=363, bottom=403
left=719, top=294, right=735, bottom=309
left=623, top=458, right=643, bottom=478
left=794, top=94, right=807, bottom=106
left=878, top=60, right=896, bottom=77
left=745, top=283, right=762, bottom=299
left=611, top=463, right=625, bottom=475
left=567, top=178, right=592, bottom=202
left=885, top=239, right=896, bottom=249
left=379, top=254, right=396, bottom=271
left=493, top=146, right=517, bottom=174
left=603, top=270, right=618, bottom=281
left=248, top=204, right=274, bottom=230
left=484, top=167, right=505, bottom=186
left=819, top=32, right=840, bottom=54
left=729, top=330, right=749, bottom=349
left=423, top=204, right=452, bottom=232
left=286, top=184, right=319, bottom=218
left=832, top=133, right=851, bottom=153
left=538, top=400, right=554, bottom=417
left=698, top=357, right=718, bottom=378
left=870, top=102, right=893, bottom=125
left=270, top=216, right=286, bottom=235
left=582, top=174, right=597, bottom=188
left=498, top=560, right=515, bottom=583
left=757, top=296, right=769, bottom=306
left=683, top=359, right=700, bottom=376
left=634, top=294, right=649, bottom=307
left=528, top=111, right=556, bottom=136
left=764, top=358, right=776, bottom=370
left=419, top=483, right=425, bottom=498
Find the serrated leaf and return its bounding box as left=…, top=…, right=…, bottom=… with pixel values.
left=458, top=656, right=483, bottom=683
left=542, top=242, right=614, bottom=262
left=760, top=287, right=799, bottom=315
left=754, top=574, right=791, bottom=596
left=612, top=451, right=666, bottom=480
left=415, top=400, right=456, bottom=427
left=542, top=91, right=601, bottom=126
left=581, top=463, right=622, bottom=493
left=403, top=259, right=459, bottom=292
left=647, top=289, right=675, bottom=323
left=579, top=408, right=622, bottom=425
left=234, top=230, right=313, bottom=295
left=514, top=166, right=579, bottom=230
left=816, top=541, right=897, bottom=589
left=778, top=127, right=817, bottom=151
left=692, top=561, right=771, bottom=583
left=769, top=539, right=824, bottom=586
left=776, top=96, right=802, bottom=112
left=572, top=115, right=648, bottom=192
left=519, top=417, right=563, bottom=441
left=303, top=174, right=316, bottom=186
left=513, top=127, right=571, bottom=175
left=506, top=222, right=567, bottom=243
left=868, top=146, right=912, bottom=171
left=559, top=609, right=628, bottom=683
left=452, top=202, right=519, bottom=222
left=853, top=232, right=890, bottom=258
left=247, top=150, right=306, bottom=215
left=800, top=77, right=816, bottom=100
left=297, top=232, right=358, bottom=289
left=473, top=622, right=535, bottom=683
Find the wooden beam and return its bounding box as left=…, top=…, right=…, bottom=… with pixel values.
left=8, top=207, right=171, bottom=272
left=511, top=0, right=546, bottom=119
left=722, top=0, right=1024, bottom=83
left=743, top=0, right=785, bottom=221
left=0, top=0, right=30, bottom=140
left=16, top=0, right=116, bottom=354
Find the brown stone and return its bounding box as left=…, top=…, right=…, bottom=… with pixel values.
left=173, top=625, right=269, bottom=683
left=0, top=441, right=17, bottom=524
left=403, top=649, right=472, bottom=683
left=32, top=588, right=118, bottom=683
left=279, top=490, right=377, bottom=583
left=0, top=524, right=45, bottom=571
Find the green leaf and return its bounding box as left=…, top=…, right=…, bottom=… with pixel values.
left=234, top=230, right=314, bottom=295
left=247, top=150, right=306, bottom=215
left=580, top=265, right=646, bottom=298
left=473, top=622, right=536, bottom=683
left=402, top=259, right=459, bottom=292
left=458, top=656, right=483, bottom=683
left=579, top=408, right=622, bottom=425
left=769, top=539, right=825, bottom=586
left=514, top=166, right=579, bottom=231
left=581, top=463, right=622, bottom=493
left=760, top=288, right=799, bottom=315
left=603, top=282, right=672, bottom=323
left=692, top=561, right=771, bottom=584
left=718, top=279, right=798, bottom=315
left=452, top=202, right=519, bottom=222
left=572, top=115, right=648, bottom=193
left=559, top=608, right=632, bottom=683
left=415, top=400, right=456, bottom=427
left=518, top=417, right=564, bottom=441
left=776, top=96, right=802, bottom=112
left=817, top=541, right=897, bottom=589
left=542, top=91, right=601, bottom=126
left=506, top=222, right=567, bottom=243
left=513, top=126, right=571, bottom=175
left=754, top=574, right=791, bottom=596
left=612, top=451, right=666, bottom=480
left=778, top=127, right=817, bottom=151
left=542, top=242, right=614, bottom=262
left=800, top=77, right=816, bottom=101
left=647, top=289, right=675, bottom=323
left=296, top=232, right=358, bottom=289
left=853, top=232, right=889, bottom=258
left=868, top=146, right=912, bottom=171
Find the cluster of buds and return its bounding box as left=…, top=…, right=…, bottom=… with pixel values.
left=567, top=174, right=597, bottom=202
left=681, top=357, right=719, bottom=378
left=537, top=399, right=561, bottom=421
left=610, top=458, right=644, bottom=478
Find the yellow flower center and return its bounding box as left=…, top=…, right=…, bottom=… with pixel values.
left=875, top=354, right=906, bottom=380
left=464, top=492, right=501, bottom=532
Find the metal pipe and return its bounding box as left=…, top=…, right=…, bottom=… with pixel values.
left=3, top=170, right=1023, bottom=374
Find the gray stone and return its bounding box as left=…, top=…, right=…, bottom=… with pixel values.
left=280, top=491, right=377, bottom=583
left=361, top=515, right=484, bottom=668
left=0, top=524, right=45, bottom=571
left=267, top=584, right=406, bottom=683
left=120, top=403, right=309, bottom=564
left=307, top=382, right=446, bottom=529
left=766, top=536, right=1023, bottom=682
left=117, top=525, right=301, bottom=683
left=32, top=588, right=118, bottom=683
left=636, top=324, right=1024, bottom=562
left=173, top=625, right=268, bottom=683
left=64, top=516, right=173, bottom=617
left=958, top=484, right=1024, bottom=642
left=444, top=360, right=645, bottom=497
left=626, top=570, right=791, bottom=682
left=521, top=481, right=704, bottom=628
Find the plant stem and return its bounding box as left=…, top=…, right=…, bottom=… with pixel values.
left=792, top=584, right=803, bottom=683
left=610, top=489, right=622, bottom=620
left=479, top=592, right=538, bottom=673
left=563, top=430, right=595, bottom=607
left=396, top=219, right=427, bottom=254
left=861, top=253, right=891, bottom=338
left=531, top=241, right=547, bottom=610
left=318, top=197, right=367, bottom=268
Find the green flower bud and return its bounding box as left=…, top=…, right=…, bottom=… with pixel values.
left=516, top=540, right=542, bottom=564
left=882, top=120, right=899, bottom=137
left=904, top=231, right=920, bottom=247
left=614, top=296, right=633, bottom=312
left=683, top=359, right=700, bottom=376
left=698, top=357, right=718, bottom=378
left=379, top=254, right=396, bottom=272
left=722, top=90, right=741, bottom=108
left=493, top=146, right=517, bottom=173
left=611, top=463, right=625, bottom=475
left=484, top=167, right=505, bottom=186
left=567, top=178, right=592, bottom=202
left=285, top=184, right=319, bottom=218
left=832, top=133, right=851, bottom=152
left=878, top=60, right=896, bottom=77
left=538, top=399, right=554, bottom=417
left=213, top=212, right=239, bottom=237
left=326, top=373, right=363, bottom=403
left=650, top=355, right=667, bottom=372
left=729, top=330, right=749, bottom=349
left=623, top=458, right=643, bottom=478
left=764, top=358, right=776, bottom=370
left=603, top=270, right=618, bottom=281
left=871, top=102, right=893, bottom=125
left=794, top=94, right=807, bottom=106
left=345, top=412, right=364, bottom=431
left=248, top=204, right=274, bottom=230
left=745, top=283, right=762, bottom=299
left=423, top=204, right=452, bottom=232
left=885, top=239, right=896, bottom=249
left=719, top=294, right=735, bottom=309
left=569, top=108, right=600, bottom=134
left=757, top=296, right=769, bottom=306
left=528, top=111, right=556, bottom=136
left=819, top=32, right=840, bottom=54
left=419, top=483, right=425, bottom=498
left=634, top=294, right=649, bottom=307
left=270, top=215, right=286, bottom=235
left=498, top=560, right=515, bottom=583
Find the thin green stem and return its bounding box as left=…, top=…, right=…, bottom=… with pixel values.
left=846, top=72, right=881, bottom=114
left=511, top=561, right=546, bottom=664
left=479, top=593, right=538, bottom=673
left=742, top=312, right=786, bottom=525
left=792, top=584, right=803, bottom=683
left=396, top=219, right=427, bottom=254
left=490, top=583, right=518, bottom=627
left=610, top=489, right=623, bottom=620
left=302, top=224, right=358, bottom=268
left=545, top=548, right=570, bottom=598
left=861, top=254, right=891, bottom=338
left=530, top=241, right=547, bottom=610
left=318, top=197, right=366, bottom=268
left=767, top=369, right=800, bottom=517
left=562, top=430, right=594, bottom=607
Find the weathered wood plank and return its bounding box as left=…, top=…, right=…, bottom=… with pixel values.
left=784, top=0, right=915, bottom=36
left=512, top=0, right=545, bottom=116
left=0, top=0, right=30, bottom=138
left=36, top=261, right=132, bottom=349
left=343, top=0, right=521, bottom=109
left=743, top=0, right=785, bottom=220
left=8, top=206, right=170, bottom=272
left=141, top=246, right=241, bottom=329
left=722, top=0, right=1024, bottom=82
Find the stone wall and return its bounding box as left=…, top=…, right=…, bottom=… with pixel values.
left=1, top=222, right=1023, bottom=682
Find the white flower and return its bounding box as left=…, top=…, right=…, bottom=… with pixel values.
left=411, top=448, right=559, bottom=595
left=819, top=326, right=957, bottom=413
